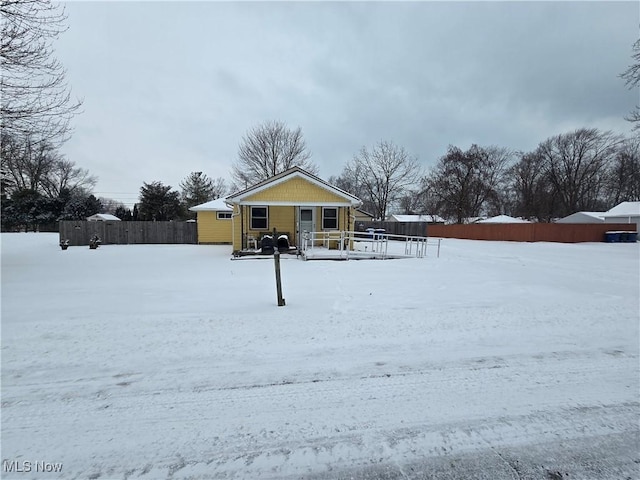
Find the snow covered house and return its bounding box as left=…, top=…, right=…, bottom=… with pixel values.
left=602, top=201, right=640, bottom=232
left=191, top=167, right=362, bottom=251
left=387, top=214, right=445, bottom=224
left=556, top=212, right=606, bottom=224
left=188, top=198, right=233, bottom=244
left=354, top=208, right=376, bottom=223
left=476, top=215, right=530, bottom=224
left=87, top=213, right=121, bottom=221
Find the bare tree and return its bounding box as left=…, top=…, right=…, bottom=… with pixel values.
left=536, top=128, right=621, bottom=216
left=328, top=160, right=376, bottom=216
left=604, top=136, right=640, bottom=204
left=347, top=141, right=421, bottom=220
left=1, top=0, right=82, bottom=144
left=508, top=151, right=558, bottom=221
left=620, top=38, right=640, bottom=131
left=1, top=132, right=56, bottom=192
left=41, top=158, right=96, bottom=198
left=231, top=120, right=316, bottom=188
left=1, top=132, right=95, bottom=197
left=425, top=145, right=512, bottom=223
left=99, top=197, right=126, bottom=215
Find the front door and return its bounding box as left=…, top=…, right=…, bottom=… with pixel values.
left=298, top=207, right=315, bottom=247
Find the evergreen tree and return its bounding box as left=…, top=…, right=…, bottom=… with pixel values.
left=138, top=182, right=183, bottom=221
left=114, top=205, right=132, bottom=221
left=180, top=172, right=216, bottom=208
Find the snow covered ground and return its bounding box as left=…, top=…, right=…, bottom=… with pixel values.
left=1, top=233, right=638, bottom=479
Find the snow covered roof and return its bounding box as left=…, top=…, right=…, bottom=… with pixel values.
left=87, top=214, right=121, bottom=221
left=557, top=212, right=606, bottom=223
left=189, top=198, right=232, bottom=212
left=603, top=201, right=640, bottom=217
left=477, top=215, right=531, bottom=224
left=388, top=214, right=445, bottom=223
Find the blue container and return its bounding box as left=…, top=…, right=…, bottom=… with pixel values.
left=626, top=232, right=638, bottom=243
left=604, top=231, right=621, bottom=243
left=619, top=232, right=629, bottom=243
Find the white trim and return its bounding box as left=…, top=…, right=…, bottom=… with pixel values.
left=322, top=207, right=338, bottom=230
left=250, top=206, right=268, bottom=230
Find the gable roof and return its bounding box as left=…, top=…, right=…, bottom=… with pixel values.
left=226, top=167, right=361, bottom=206
left=603, top=201, right=640, bottom=217
left=188, top=198, right=232, bottom=212
left=87, top=213, right=120, bottom=221
left=388, top=214, right=445, bottom=223
left=477, top=215, right=531, bottom=224
left=355, top=208, right=376, bottom=218
left=557, top=211, right=606, bottom=223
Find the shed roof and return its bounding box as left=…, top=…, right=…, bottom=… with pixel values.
left=557, top=212, right=606, bottom=223
left=188, top=198, right=232, bottom=212
left=477, top=215, right=531, bottom=224
left=603, top=201, right=640, bottom=217
left=388, top=214, right=445, bottom=223
left=87, top=213, right=121, bottom=221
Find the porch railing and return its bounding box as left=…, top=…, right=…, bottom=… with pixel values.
left=301, top=230, right=440, bottom=259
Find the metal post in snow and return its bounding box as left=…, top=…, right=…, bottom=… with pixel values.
left=274, top=250, right=286, bottom=306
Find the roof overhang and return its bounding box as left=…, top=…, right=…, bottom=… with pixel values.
left=188, top=198, right=233, bottom=212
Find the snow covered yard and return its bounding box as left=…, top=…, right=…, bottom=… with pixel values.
left=1, top=233, right=638, bottom=480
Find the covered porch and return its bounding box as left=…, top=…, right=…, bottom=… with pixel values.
left=231, top=204, right=356, bottom=253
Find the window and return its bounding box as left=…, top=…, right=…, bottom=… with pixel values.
left=250, top=206, right=268, bottom=230
left=217, top=212, right=232, bottom=220
left=322, top=207, right=338, bottom=230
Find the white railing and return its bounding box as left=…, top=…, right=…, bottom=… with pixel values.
left=301, top=230, right=440, bottom=259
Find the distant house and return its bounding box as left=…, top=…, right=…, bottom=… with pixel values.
left=189, top=198, right=233, bottom=244
left=387, top=214, right=445, bottom=224
left=353, top=208, right=376, bottom=231
left=354, top=208, right=376, bottom=224
left=556, top=212, right=606, bottom=224
left=87, top=214, right=121, bottom=221
left=476, top=215, right=530, bottom=224
left=602, top=201, right=640, bottom=231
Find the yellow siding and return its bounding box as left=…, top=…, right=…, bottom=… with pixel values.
left=244, top=177, right=347, bottom=203
left=232, top=205, right=355, bottom=250
left=238, top=205, right=296, bottom=248
left=197, top=211, right=232, bottom=244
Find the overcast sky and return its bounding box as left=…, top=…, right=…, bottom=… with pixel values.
left=56, top=1, right=639, bottom=208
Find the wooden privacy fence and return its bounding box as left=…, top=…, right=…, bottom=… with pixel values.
left=427, top=223, right=637, bottom=243
left=59, top=221, right=197, bottom=246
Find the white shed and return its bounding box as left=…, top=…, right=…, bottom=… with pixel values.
left=557, top=212, right=606, bottom=224
left=602, top=201, right=640, bottom=231
left=477, top=215, right=530, bottom=224
left=387, top=214, right=445, bottom=223
left=87, top=213, right=121, bottom=221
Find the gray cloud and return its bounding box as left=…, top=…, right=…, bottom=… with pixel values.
left=56, top=1, right=638, bottom=207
